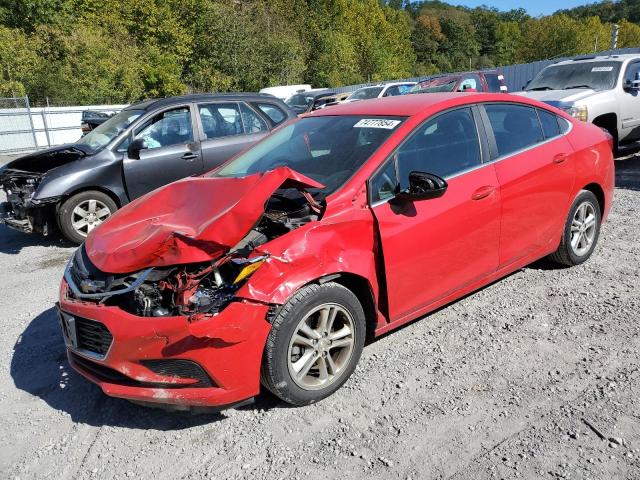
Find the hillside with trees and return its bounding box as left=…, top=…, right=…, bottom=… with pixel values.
left=0, top=0, right=640, bottom=104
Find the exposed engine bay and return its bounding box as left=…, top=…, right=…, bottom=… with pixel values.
left=65, top=188, right=321, bottom=317
left=0, top=169, right=51, bottom=234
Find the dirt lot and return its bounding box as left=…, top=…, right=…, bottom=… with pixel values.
left=1, top=155, right=640, bottom=480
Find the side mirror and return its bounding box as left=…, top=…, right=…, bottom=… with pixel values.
left=624, top=79, right=640, bottom=92
left=127, top=138, right=148, bottom=160
left=396, top=171, right=448, bottom=201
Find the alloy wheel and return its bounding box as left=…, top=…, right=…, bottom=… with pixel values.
left=287, top=303, right=356, bottom=391
left=71, top=199, right=111, bottom=237
left=570, top=202, right=597, bottom=257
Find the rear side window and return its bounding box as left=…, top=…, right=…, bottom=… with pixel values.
left=485, top=74, right=504, bottom=93
left=199, top=103, right=243, bottom=139
left=485, top=104, right=544, bottom=157
left=537, top=109, right=561, bottom=139
left=239, top=103, right=268, bottom=134
left=255, top=103, right=287, bottom=125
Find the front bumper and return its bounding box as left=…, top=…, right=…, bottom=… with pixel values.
left=0, top=199, right=57, bottom=236
left=58, top=280, right=273, bottom=408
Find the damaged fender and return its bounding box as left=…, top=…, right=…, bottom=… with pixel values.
left=237, top=203, right=388, bottom=330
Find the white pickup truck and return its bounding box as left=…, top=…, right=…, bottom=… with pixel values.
left=518, top=53, right=640, bottom=152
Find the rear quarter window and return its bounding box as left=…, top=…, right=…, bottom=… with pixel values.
left=537, top=109, right=561, bottom=139
left=255, top=103, right=287, bottom=125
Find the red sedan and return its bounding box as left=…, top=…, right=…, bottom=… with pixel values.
left=57, top=93, right=614, bottom=409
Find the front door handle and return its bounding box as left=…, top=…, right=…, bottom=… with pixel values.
left=182, top=152, right=199, bottom=161
left=471, top=185, right=496, bottom=200
left=553, top=153, right=569, bottom=164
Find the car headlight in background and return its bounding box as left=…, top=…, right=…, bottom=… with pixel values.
left=563, top=104, right=588, bottom=122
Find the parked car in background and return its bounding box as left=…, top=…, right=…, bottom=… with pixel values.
left=259, top=85, right=312, bottom=100
left=518, top=54, right=640, bottom=152
left=344, top=82, right=417, bottom=102
left=57, top=92, right=613, bottom=410
left=409, top=71, right=507, bottom=94
left=285, top=89, right=337, bottom=114
left=314, top=92, right=351, bottom=109
left=0, top=93, right=295, bottom=244
left=81, top=110, right=118, bottom=134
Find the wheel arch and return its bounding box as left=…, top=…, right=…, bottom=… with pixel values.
left=592, top=112, right=618, bottom=139
left=58, top=185, right=123, bottom=212
left=581, top=182, right=605, bottom=217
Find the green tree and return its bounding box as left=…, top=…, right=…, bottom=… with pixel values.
left=495, top=21, right=523, bottom=66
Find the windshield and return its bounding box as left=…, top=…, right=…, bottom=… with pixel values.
left=286, top=94, right=315, bottom=108
left=349, top=87, right=384, bottom=100
left=416, top=79, right=458, bottom=93
left=77, top=109, right=144, bottom=151
left=214, top=115, right=405, bottom=194
left=526, top=61, right=621, bottom=92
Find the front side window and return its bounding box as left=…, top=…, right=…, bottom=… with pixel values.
left=396, top=108, right=481, bottom=189
left=370, top=160, right=398, bottom=203
left=624, top=62, right=640, bottom=85
left=199, top=103, right=243, bottom=139
left=134, top=107, right=193, bottom=149
left=78, top=109, right=144, bottom=152
left=214, top=116, right=405, bottom=195
left=485, top=104, right=544, bottom=157
left=526, top=61, right=621, bottom=92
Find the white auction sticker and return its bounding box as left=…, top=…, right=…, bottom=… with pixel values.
left=353, top=119, right=401, bottom=129
left=592, top=66, right=613, bottom=72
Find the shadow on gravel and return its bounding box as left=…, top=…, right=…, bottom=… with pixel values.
left=10, top=307, right=290, bottom=429
left=615, top=154, right=640, bottom=191
left=0, top=224, right=70, bottom=255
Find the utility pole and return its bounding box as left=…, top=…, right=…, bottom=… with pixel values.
left=611, top=24, right=619, bottom=50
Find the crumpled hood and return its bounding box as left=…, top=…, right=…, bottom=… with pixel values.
left=5, top=144, right=90, bottom=174
left=85, top=167, right=324, bottom=274
left=516, top=88, right=597, bottom=105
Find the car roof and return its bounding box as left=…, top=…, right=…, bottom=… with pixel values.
left=124, top=93, right=281, bottom=111
left=554, top=54, right=639, bottom=66
left=307, top=92, right=540, bottom=118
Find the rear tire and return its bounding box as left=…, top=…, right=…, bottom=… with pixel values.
left=57, top=190, right=117, bottom=244
left=261, top=282, right=366, bottom=406
left=548, top=190, right=601, bottom=266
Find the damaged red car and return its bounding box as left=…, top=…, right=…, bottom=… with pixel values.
left=57, top=93, right=614, bottom=409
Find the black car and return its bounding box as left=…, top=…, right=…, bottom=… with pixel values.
left=0, top=93, right=295, bottom=244
left=284, top=89, right=337, bottom=114
left=81, top=110, right=117, bottom=134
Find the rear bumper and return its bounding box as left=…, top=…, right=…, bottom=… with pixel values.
left=58, top=280, right=273, bottom=408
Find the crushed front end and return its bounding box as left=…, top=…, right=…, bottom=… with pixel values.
left=58, top=182, right=322, bottom=409
left=0, top=169, right=57, bottom=235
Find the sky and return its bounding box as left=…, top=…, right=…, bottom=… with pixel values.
left=443, top=1, right=596, bottom=17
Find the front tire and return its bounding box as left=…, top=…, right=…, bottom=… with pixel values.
left=548, top=190, right=601, bottom=266
left=261, top=282, right=366, bottom=406
left=57, top=190, right=117, bottom=244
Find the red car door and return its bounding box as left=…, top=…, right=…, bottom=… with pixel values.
left=482, top=104, right=575, bottom=266
left=369, top=107, right=501, bottom=322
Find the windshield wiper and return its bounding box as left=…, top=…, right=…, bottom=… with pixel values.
left=564, top=85, right=592, bottom=90
left=527, top=86, right=553, bottom=91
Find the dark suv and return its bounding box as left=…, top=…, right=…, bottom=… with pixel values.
left=0, top=93, right=295, bottom=243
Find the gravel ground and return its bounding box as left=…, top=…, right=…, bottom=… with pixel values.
left=1, top=155, right=640, bottom=480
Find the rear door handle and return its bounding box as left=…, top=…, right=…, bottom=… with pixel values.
left=553, top=153, right=569, bottom=164
left=471, top=185, right=496, bottom=200
left=182, top=152, right=199, bottom=161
